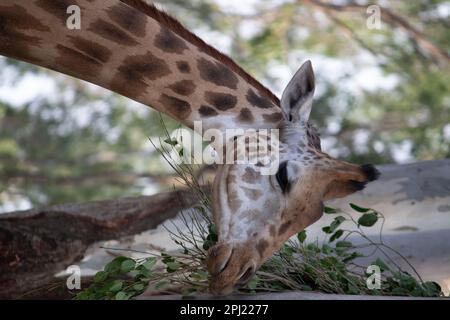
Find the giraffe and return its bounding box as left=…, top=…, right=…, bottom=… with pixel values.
left=0, top=0, right=379, bottom=295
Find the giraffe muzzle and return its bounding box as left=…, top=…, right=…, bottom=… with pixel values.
left=207, top=243, right=258, bottom=295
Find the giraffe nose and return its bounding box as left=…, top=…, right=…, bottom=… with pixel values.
left=207, top=243, right=257, bottom=295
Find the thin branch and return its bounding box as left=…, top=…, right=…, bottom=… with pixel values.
left=302, top=0, right=450, bottom=65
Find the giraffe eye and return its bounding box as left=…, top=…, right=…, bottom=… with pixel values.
left=275, top=161, right=291, bottom=194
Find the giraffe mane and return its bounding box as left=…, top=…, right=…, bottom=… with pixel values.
left=120, top=0, right=280, bottom=106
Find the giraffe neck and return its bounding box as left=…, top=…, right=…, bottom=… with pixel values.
left=0, top=0, right=283, bottom=133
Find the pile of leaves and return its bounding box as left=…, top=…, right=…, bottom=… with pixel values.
left=74, top=201, right=444, bottom=300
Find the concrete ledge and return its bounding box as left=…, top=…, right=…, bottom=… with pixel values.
left=139, top=291, right=446, bottom=300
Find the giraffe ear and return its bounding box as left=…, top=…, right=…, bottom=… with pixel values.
left=280, top=60, right=315, bottom=123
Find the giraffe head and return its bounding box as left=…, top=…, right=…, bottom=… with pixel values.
left=206, top=61, right=380, bottom=295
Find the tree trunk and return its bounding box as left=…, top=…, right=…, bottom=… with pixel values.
left=0, top=189, right=202, bottom=298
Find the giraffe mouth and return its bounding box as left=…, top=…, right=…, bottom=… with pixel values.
left=207, top=243, right=258, bottom=295
left=236, top=264, right=256, bottom=285
left=207, top=244, right=233, bottom=276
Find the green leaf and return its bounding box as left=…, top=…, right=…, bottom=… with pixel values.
left=322, top=226, right=331, bottom=234
left=161, top=253, right=174, bottom=263
left=327, top=216, right=345, bottom=234
left=306, top=243, right=320, bottom=253
left=322, top=244, right=333, bottom=254
left=329, top=229, right=343, bottom=242
left=372, top=258, right=390, bottom=272
left=135, top=265, right=151, bottom=279
left=336, top=240, right=353, bottom=248
left=202, top=240, right=214, bottom=250
left=104, top=256, right=128, bottom=274
left=120, top=259, right=136, bottom=273
left=208, top=224, right=217, bottom=236
left=94, top=271, right=108, bottom=283
left=133, top=284, right=145, bottom=291
left=422, top=281, right=442, bottom=297
left=297, top=230, right=307, bottom=243
left=398, top=274, right=418, bottom=290
left=342, top=251, right=363, bottom=263
left=358, top=212, right=378, bottom=227
left=74, top=290, right=91, bottom=300
left=142, top=257, right=157, bottom=270
left=349, top=203, right=370, bottom=212
left=155, top=281, right=169, bottom=290
left=190, top=270, right=209, bottom=280
left=115, top=291, right=129, bottom=300
left=107, top=280, right=123, bottom=292
left=280, top=245, right=295, bottom=256
left=166, top=261, right=181, bottom=272
left=163, top=138, right=178, bottom=146
left=324, top=206, right=338, bottom=214
left=247, top=276, right=259, bottom=290
left=320, top=256, right=338, bottom=268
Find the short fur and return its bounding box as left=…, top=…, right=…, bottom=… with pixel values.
left=120, top=0, right=280, bottom=106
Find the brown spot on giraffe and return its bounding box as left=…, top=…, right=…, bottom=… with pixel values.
left=122, top=0, right=279, bottom=105
left=158, top=94, right=191, bottom=120
left=106, top=3, right=147, bottom=37
left=1, top=4, right=49, bottom=33
left=237, top=108, right=254, bottom=123
left=197, top=58, right=239, bottom=89
left=227, top=173, right=237, bottom=184
left=242, top=167, right=258, bottom=183
left=269, top=225, right=276, bottom=237
left=278, top=220, right=292, bottom=236
left=68, top=36, right=112, bottom=63
left=55, top=44, right=101, bottom=78
left=226, top=171, right=242, bottom=212
left=240, top=209, right=261, bottom=220
left=35, top=0, right=72, bottom=23
left=227, top=189, right=242, bottom=212
left=168, top=80, right=196, bottom=96
left=263, top=112, right=283, bottom=123
left=176, top=60, right=190, bottom=73
left=241, top=187, right=262, bottom=201
left=89, top=19, right=139, bottom=46
left=204, top=91, right=237, bottom=111
left=154, top=27, right=189, bottom=54
left=199, top=105, right=218, bottom=117
left=110, top=51, right=171, bottom=97
left=246, top=88, right=274, bottom=109
left=0, top=4, right=49, bottom=61
left=256, top=239, right=269, bottom=258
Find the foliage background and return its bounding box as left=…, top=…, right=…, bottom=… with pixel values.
left=0, top=0, right=449, bottom=212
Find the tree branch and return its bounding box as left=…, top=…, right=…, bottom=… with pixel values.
left=302, top=0, right=450, bottom=64
left=0, top=170, right=182, bottom=187
left=0, top=188, right=206, bottom=298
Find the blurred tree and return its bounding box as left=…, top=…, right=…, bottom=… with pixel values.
left=0, top=0, right=449, bottom=211
left=0, top=59, right=181, bottom=209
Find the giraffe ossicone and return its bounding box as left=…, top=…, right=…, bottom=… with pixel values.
left=0, top=0, right=380, bottom=296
